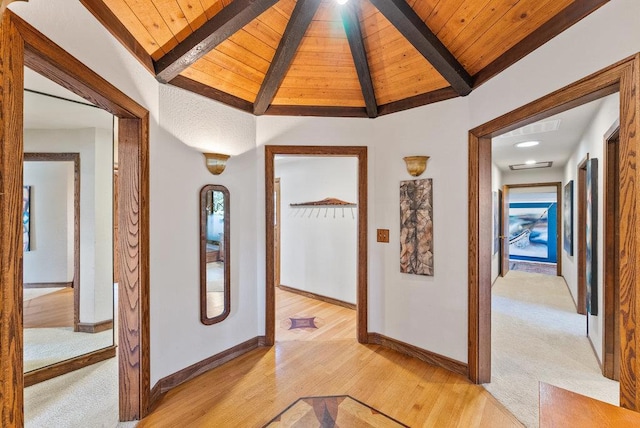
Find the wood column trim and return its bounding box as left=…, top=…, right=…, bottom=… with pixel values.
left=0, top=11, right=24, bottom=427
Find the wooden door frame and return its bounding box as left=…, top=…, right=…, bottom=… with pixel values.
left=500, top=186, right=510, bottom=277
left=577, top=154, right=589, bottom=315
left=501, top=182, right=562, bottom=276
left=264, top=145, right=368, bottom=345
left=23, top=153, right=81, bottom=331
left=603, top=119, right=621, bottom=380
left=0, top=12, right=150, bottom=424
left=468, top=54, right=640, bottom=412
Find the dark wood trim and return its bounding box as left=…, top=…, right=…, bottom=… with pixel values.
left=340, top=2, right=377, bottom=118
left=154, top=0, right=279, bottom=83
left=278, top=285, right=356, bottom=310
left=473, top=0, right=610, bottom=88
left=368, top=0, right=472, bottom=96
left=253, top=0, right=322, bottom=115
left=79, top=0, right=154, bottom=74
left=503, top=182, right=562, bottom=276
left=24, top=345, right=116, bottom=387
left=377, top=87, right=459, bottom=116
left=151, top=337, right=265, bottom=398
left=264, top=105, right=368, bottom=117
left=24, top=152, right=81, bottom=331
left=603, top=120, right=620, bottom=381
left=23, top=281, right=72, bottom=288
left=468, top=133, right=492, bottom=384
left=577, top=154, right=589, bottom=315
left=0, top=11, right=24, bottom=427
left=265, top=145, right=368, bottom=345
left=77, top=319, right=114, bottom=333
left=168, top=75, right=253, bottom=114
left=368, top=333, right=468, bottom=378
left=200, top=184, right=230, bottom=325
left=468, top=54, right=640, bottom=412
left=2, top=11, right=151, bottom=421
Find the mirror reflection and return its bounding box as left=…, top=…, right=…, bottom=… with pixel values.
left=201, top=185, right=230, bottom=324
left=23, top=68, right=115, bottom=375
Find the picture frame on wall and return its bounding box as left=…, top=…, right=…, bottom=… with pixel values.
left=586, top=159, right=598, bottom=315
left=493, top=191, right=499, bottom=255
left=400, top=178, right=434, bottom=276
left=563, top=180, right=573, bottom=256
left=23, top=185, right=31, bottom=252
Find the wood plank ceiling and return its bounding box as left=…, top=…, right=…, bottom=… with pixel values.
left=82, top=0, right=609, bottom=117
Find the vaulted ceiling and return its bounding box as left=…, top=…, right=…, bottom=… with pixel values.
left=81, top=0, right=608, bottom=117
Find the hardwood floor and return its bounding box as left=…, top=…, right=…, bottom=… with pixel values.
left=23, top=287, right=73, bottom=328
left=139, top=290, right=522, bottom=427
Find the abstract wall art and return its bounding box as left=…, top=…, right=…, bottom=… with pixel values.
left=493, top=191, right=500, bottom=255
left=400, top=178, right=433, bottom=276
left=563, top=180, right=574, bottom=256
left=23, top=185, right=31, bottom=252
left=586, top=159, right=598, bottom=315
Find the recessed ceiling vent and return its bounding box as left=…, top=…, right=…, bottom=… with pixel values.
left=509, top=161, right=553, bottom=170
left=497, top=120, right=562, bottom=139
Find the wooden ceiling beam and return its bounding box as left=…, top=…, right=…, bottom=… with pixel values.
left=369, top=0, right=473, bottom=96
left=253, top=0, right=322, bottom=115
left=341, top=2, right=377, bottom=118
left=154, top=0, right=278, bottom=83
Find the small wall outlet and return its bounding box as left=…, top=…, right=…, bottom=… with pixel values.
left=377, top=229, right=389, bottom=243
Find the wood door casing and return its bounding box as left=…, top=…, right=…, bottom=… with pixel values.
left=500, top=185, right=510, bottom=277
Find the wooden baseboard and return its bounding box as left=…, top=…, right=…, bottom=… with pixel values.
left=368, top=333, right=468, bottom=378
left=23, top=281, right=72, bottom=289
left=278, top=284, right=356, bottom=310
left=149, top=336, right=268, bottom=409
left=25, top=345, right=116, bottom=387
left=76, top=319, right=113, bottom=333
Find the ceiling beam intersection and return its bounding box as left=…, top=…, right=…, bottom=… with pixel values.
left=368, top=0, right=473, bottom=96
left=253, top=0, right=322, bottom=115
left=341, top=1, right=378, bottom=118
left=154, top=0, right=278, bottom=83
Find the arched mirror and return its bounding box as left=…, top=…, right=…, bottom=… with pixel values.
left=200, top=185, right=230, bottom=324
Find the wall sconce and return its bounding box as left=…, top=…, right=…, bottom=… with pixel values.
left=203, top=153, right=230, bottom=175
left=403, top=156, right=429, bottom=177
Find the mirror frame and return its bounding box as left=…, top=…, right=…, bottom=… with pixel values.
left=200, top=184, right=230, bottom=325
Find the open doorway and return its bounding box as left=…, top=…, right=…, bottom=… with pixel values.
left=469, top=57, right=640, bottom=413
left=264, top=146, right=368, bottom=346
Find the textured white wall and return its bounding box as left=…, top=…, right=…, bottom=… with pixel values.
left=11, top=0, right=640, bottom=382
left=23, top=161, right=73, bottom=283
left=276, top=157, right=358, bottom=304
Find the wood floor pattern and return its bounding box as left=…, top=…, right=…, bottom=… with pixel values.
left=23, top=287, right=73, bottom=328
left=140, top=290, right=522, bottom=427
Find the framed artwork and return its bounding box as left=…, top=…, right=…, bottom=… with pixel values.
left=400, top=179, right=433, bottom=276
left=508, top=202, right=557, bottom=263
left=23, top=185, right=31, bottom=252
left=563, top=180, right=574, bottom=255
left=493, top=191, right=499, bottom=255
left=586, top=159, right=598, bottom=315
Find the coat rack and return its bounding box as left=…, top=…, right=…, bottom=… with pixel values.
left=289, top=197, right=357, bottom=219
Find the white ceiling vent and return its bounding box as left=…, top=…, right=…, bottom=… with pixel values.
left=496, top=119, right=562, bottom=139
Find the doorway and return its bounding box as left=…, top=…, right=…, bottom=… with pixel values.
left=264, top=146, right=368, bottom=346
left=468, top=56, right=639, bottom=411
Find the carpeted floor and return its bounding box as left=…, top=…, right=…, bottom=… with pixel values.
left=509, top=261, right=557, bottom=276
left=485, top=270, right=619, bottom=427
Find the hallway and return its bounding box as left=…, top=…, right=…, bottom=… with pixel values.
left=485, top=270, right=619, bottom=427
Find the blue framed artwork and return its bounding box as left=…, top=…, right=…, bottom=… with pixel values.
left=23, top=185, right=31, bottom=252
left=493, top=191, right=499, bottom=255
left=563, top=180, right=573, bottom=256
left=586, top=159, right=598, bottom=315
left=508, top=201, right=557, bottom=264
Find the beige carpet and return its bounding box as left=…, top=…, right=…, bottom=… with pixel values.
left=484, top=270, right=619, bottom=427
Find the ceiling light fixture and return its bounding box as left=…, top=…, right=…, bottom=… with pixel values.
left=335, top=0, right=349, bottom=4
left=515, top=141, right=540, bottom=148
left=525, top=160, right=537, bottom=165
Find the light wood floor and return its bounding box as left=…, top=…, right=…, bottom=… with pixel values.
left=23, top=287, right=73, bottom=328
left=139, top=290, right=522, bottom=427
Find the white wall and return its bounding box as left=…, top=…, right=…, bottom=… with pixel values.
left=562, top=93, right=620, bottom=363
left=11, top=0, right=640, bottom=385
left=24, top=128, right=114, bottom=323
left=23, top=161, right=74, bottom=283
left=276, top=157, right=357, bottom=304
